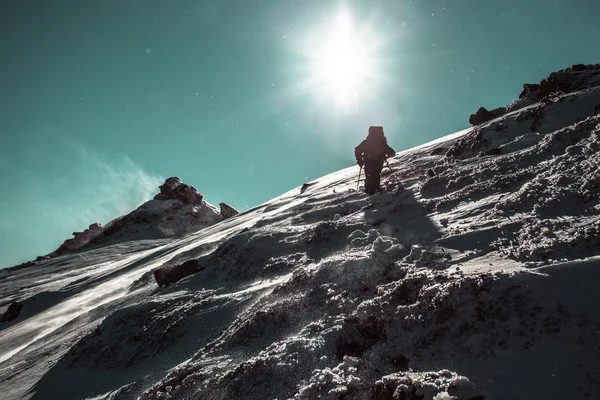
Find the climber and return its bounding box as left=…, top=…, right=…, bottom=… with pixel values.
left=355, top=126, right=396, bottom=195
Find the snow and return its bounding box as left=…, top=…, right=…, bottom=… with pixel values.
left=1, top=70, right=600, bottom=399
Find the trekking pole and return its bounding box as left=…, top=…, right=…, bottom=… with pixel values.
left=385, top=159, right=395, bottom=173
left=385, top=159, right=403, bottom=190
left=356, top=166, right=363, bottom=191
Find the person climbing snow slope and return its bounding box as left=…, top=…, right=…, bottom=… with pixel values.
left=355, top=126, right=396, bottom=195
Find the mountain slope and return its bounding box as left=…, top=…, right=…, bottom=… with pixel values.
left=1, top=65, right=599, bottom=400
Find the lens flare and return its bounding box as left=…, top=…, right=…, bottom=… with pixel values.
left=298, top=8, right=384, bottom=111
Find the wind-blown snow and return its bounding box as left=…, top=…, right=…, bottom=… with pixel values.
left=1, top=68, right=600, bottom=400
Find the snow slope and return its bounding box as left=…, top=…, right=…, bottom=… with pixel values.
left=1, top=66, right=600, bottom=400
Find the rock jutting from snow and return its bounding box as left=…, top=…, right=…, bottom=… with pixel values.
left=46, top=178, right=227, bottom=257
left=468, top=106, right=507, bottom=126
left=219, top=202, right=239, bottom=219
left=94, top=178, right=222, bottom=243
left=470, top=64, right=600, bottom=127
left=56, top=222, right=104, bottom=255
left=154, top=177, right=204, bottom=206
left=515, top=63, right=600, bottom=106
left=1, top=301, right=23, bottom=322
left=153, top=259, right=206, bottom=287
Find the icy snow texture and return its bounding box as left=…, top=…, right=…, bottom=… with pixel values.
left=1, top=68, right=600, bottom=400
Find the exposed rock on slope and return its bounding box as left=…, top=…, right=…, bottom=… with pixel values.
left=1, top=301, right=23, bottom=323
left=468, top=106, right=506, bottom=126
left=469, top=63, right=600, bottom=126
left=153, top=177, right=204, bottom=206
left=219, top=202, right=239, bottom=219
left=518, top=63, right=600, bottom=102
left=91, top=177, right=223, bottom=244
left=56, top=223, right=103, bottom=255
left=51, top=178, right=229, bottom=255
left=153, top=259, right=206, bottom=287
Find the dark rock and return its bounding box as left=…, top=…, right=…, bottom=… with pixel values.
left=531, top=66, right=600, bottom=100
left=427, top=168, right=435, bottom=177
left=154, top=177, right=204, bottom=206
left=220, top=203, right=239, bottom=219
left=154, top=259, right=206, bottom=287
left=56, top=222, right=104, bottom=254
left=2, top=301, right=23, bottom=322
left=469, top=106, right=506, bottom=126
left=519, top=83, right=541, bottom=99
left=469, top=107, right=494, bottom=126
left=300, top=182, right=318, bottom=194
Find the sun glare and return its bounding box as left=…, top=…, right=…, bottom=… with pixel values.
left=301, top=8, right=382, bottom=111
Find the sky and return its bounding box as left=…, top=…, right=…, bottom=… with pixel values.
left=1, top=0, right=599, bottom=268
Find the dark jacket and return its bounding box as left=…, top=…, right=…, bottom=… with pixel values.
left=355, top=138, right=395, bottom=164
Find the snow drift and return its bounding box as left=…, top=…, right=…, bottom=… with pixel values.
left=1, top=65, right=599, bottom=400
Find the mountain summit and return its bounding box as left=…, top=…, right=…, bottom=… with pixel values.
left=1, top=65, right=599, bottom=400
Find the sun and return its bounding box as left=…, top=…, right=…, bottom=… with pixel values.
left=313, top=12, right=370, bottom=101
left=299, top=8, right=382, bottom=110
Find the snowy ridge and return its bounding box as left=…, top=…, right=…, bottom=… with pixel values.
left=96, top=197, right=222, bottom=242
left=1, top=69, right=600, bottom=399
left=39, top=177, right=225, bottom=259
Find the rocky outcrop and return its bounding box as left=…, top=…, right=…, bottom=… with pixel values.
left=99, top=177, right=223, bottom=240
left=469, top=106, right=506, bottom=126
left=1, top=301, right=23, bottom=323
left=518, top=63, right=600, bottom=101
left=154, top=259, right=205, bottom=287
left=469, top=107, right=494, bottom=125
left=472, top=64, right=600, bottom=122
left=518, top=83, right=541, bottom=99
left=52, top=178, right=226, bottom=255
left=219, top=203, right=239, bottom=219
left=56, top=223, right=104, bottom=255
left=154, top=177, right=204, bottom=206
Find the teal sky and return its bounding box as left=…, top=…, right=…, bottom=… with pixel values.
left=1, top=0, right=599, bottom=268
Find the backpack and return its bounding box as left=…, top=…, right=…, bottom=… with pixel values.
left=362, top=127, right=388, bottom=160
